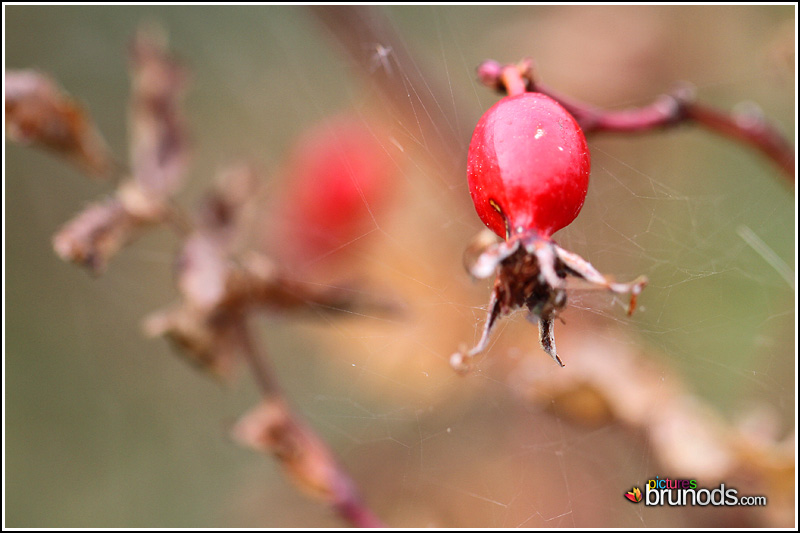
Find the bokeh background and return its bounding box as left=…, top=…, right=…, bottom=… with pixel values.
left=5, top=5, right=795, bottom=528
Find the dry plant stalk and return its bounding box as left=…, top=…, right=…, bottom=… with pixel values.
left=6, top=25, right=386, bottom=528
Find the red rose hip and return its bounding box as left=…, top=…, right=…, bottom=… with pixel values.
left=452, top=65, right=646, bottom=374
left=467, top=92, right=590, bottom=239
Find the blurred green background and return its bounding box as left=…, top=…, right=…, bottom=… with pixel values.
left=5, top=5, right=795, bottom=527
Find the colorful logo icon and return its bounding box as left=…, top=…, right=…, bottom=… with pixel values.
left=625, top=487, right=642, bottom=503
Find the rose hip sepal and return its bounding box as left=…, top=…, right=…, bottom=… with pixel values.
left=451, top=230, right=647, bottom=372
left=452, top=92, right=647, bottom=373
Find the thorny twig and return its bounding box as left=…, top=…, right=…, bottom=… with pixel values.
left=6, top=25, right=386, bottom=528
left=479, top=59, right=795, bottom=184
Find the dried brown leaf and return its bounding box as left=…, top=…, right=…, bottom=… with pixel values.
left=232, top=399, right=341, bottom=502
left=53, top=181, right=167, bottom=274
left=5, top=69, right=113, bottom=178
left=143, top=305, right=239, bottom=379
left=128, top=26, right=189, bottom=198
left=53, top=196, right=138, bottom=274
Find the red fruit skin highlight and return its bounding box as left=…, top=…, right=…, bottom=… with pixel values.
left=467, top=93, right=591, bottom=239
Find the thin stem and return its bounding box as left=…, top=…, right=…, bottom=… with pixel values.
left=331, top=480, right=387, bottom=529
left=683, top=102, right=795, bottom=179
left=479, top=60, right=795, bottom=186
left=234, top=318, right=283, bottom=398
left=500, top=65, right=526, bottom=97
left=235, top=318, right=386, bottom=528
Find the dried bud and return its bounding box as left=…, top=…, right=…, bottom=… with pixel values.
left=5, top=69, right=113, bottom=178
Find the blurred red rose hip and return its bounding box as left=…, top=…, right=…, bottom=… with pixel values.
left=274, top=115, right=398, bottom=268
